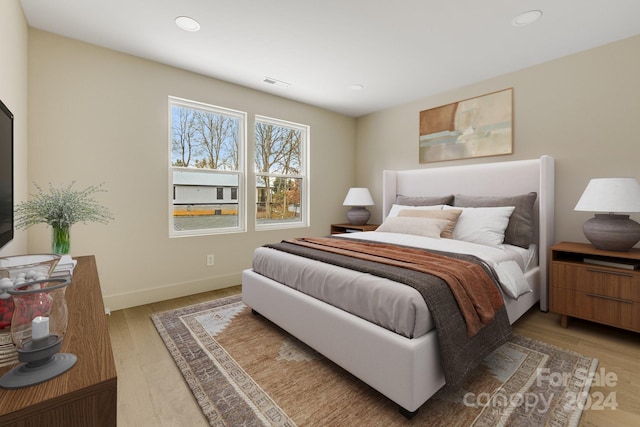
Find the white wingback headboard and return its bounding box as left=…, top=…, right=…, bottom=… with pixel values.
left=382, top=155, right=555, bottom=310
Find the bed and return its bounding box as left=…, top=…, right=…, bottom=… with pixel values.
left=242, top=155, right=555, bottom=417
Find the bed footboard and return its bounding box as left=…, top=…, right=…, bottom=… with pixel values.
left=241, top=269, right=445, bottom=413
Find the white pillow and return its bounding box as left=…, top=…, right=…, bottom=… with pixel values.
left=375, top=217, right=449, bottom=238
left=387, top=204, right=444, bottom=218
left=444, top=205, right=515, bottom=247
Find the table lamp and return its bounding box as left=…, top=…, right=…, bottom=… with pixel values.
left=574, top=177, right=640, bottom=251
left=343, top=187, right=374, bottom=225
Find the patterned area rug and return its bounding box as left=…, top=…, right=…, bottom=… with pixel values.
left=152, top=295, right=597, bottom=427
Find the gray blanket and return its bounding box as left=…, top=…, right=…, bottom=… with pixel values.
left=264, top=239, right=512, bottom=390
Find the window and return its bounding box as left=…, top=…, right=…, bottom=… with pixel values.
left=169, top=97, right=246, bottom=236
left=255, top=116, right=309, bottom=229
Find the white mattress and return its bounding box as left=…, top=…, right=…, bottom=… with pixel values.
left=252, top=232, right=536, bottom=339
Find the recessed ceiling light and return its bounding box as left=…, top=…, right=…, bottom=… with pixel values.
left=175, top=16, right=201, bottom=32
left=511, top=10, right=542, bottom=27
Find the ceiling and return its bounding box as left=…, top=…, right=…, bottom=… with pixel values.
left=20, top=0, right=640, bottom=117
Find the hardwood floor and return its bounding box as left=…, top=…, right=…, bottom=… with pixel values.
left=108, top=286, right=639, bottom=426
left=512, top=307, right=640, bottom=427
left=107, top=285, right=241, bottom=427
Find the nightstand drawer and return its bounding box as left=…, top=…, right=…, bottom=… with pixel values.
left=550, top=287, right=640, bottom=332
left=550, top=263, right=640, bottom=301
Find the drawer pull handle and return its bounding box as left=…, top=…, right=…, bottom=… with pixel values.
left=586, top=268, right=633, bottom=278
left=585, top=293, right=633, bottom=304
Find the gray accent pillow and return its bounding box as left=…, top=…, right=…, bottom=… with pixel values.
left=395, top=194, right=454, bottom=206
left=454, top=192, right=537, bottom=248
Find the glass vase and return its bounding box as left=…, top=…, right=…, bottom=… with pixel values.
left=0, top=277, right=76, bottom=389
left=51, top=225, right=70, bottom=255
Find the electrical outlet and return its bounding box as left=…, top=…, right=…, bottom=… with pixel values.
left=207, top=254, right=215, bottom=266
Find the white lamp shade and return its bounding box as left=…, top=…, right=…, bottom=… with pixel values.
left=574, top=178, right=640, bottom=213
left=343, top=188, right=374, bottom=207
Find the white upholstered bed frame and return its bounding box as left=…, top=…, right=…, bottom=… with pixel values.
left=242, top=155, right=555, bottom=416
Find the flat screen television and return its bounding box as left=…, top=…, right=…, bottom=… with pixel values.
left=0, top=98, right=14, bottom=249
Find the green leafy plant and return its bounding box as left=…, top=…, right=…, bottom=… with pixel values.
left=15, top=182, right=114, bottom=229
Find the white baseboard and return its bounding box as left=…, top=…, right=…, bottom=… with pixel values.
left=102, top=272, right=241, bottom=311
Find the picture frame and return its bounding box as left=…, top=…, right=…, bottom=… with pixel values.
left=419, top=88, right=513, bottom=163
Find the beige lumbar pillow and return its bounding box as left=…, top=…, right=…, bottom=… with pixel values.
left=397, top=208, right=462, bottom=238
left=376, top=217, right=450, bottom=238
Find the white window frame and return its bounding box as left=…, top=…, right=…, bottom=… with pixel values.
left=254, top=115, right=310, bottom=231
left=168, top=96, right=247, bottom=237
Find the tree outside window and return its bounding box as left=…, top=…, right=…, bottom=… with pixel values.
left=255, top=116, right=309, bottom=228
left=169, top=97, right=245, bottom=236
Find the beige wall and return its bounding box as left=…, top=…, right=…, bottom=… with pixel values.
left=27, top=29, right=356, bottom=310
left=356, top=35, right=640, bottom=247
left=15, top=7, right=640, bottom=309
left=0, top=0, right=28, bottom=257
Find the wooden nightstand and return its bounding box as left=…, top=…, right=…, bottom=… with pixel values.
left=330, top=223, right=380, bottom=234
left=549, top=242, right=640, bottom=332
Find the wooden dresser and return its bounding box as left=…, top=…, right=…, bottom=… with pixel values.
left=550, top=242, right=640, bottom=332
left=0, top=256, right=117, bottom=426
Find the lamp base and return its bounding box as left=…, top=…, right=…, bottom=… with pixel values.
left=346, top=207, right=371, bottom=226
left=0, top=353, right=77, bottom=389
left=583, top=214, right=640, bottom=252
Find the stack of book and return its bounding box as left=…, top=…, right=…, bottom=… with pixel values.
left=584, top=257, right=640, bottom=270
left=0, top=331, right=17, bottom=367
left=51, top=255, right=77, bottom=279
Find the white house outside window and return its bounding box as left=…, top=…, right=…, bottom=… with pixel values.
left=169, top=97, right=246, bottom=236
left=255, top=116, right=309, bottom=229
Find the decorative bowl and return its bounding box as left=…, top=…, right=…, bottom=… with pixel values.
left=0, top=254, right=61, bottom=331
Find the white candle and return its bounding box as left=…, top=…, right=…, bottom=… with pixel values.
left=32, top=316, right=50, bottom=340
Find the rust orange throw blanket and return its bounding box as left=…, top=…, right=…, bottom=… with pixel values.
left=285, top=237, right=504, bottom=337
